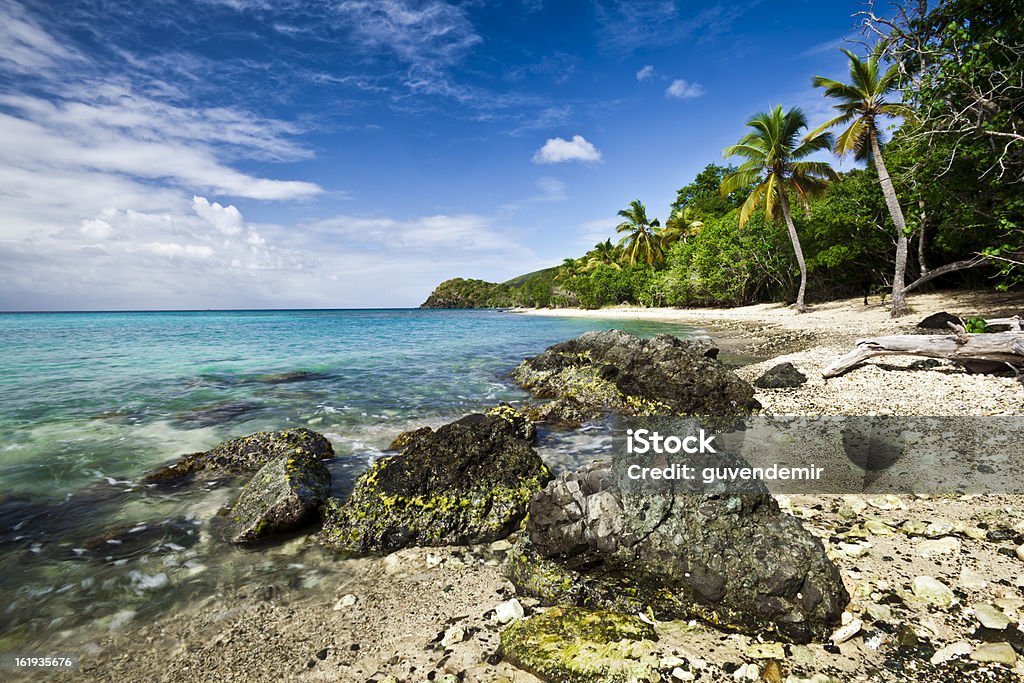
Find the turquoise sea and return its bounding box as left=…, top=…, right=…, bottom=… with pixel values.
left=0, top=309, right=700, bottom=651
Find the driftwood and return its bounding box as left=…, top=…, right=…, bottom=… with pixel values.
left=822, top=331, right=1024, bottom=378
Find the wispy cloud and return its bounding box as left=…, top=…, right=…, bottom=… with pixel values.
left=665, top=79, right=705, bottom=100
left=533, top=135, right=602, bottom=164
left=594, top=1, right=758, bottom=54
left=0, top=0, right=84, bottom=74
left=636, top=64, right=655, bottom=81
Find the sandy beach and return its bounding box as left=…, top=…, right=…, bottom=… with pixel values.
left=44, top=291, right=1024, bottom=683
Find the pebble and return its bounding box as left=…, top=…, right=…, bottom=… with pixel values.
left=930, top=641, right=971, bottom=665
left=831, top=618, right=862, bottom=644
left=865, top=603, right=892, bottom=623
left=733, top=663, right=759, bottom=680
left=441, top=625, right=466, bottom=647
left=918, top=537, right=961, bottom=558
left=489, top=539, right=513, bottom=552
left=974, top=603, right=1011, bottom=630
left=493, top=598, right=524, bottom=624
left=864, top=520, right=894, bottom=535
left=744, top=642, right=785, bottom=659
left=911, top=576, right=955, bottom=607
left=970, top=642, right=1018, bottom=666
left=959, top=568, right=989, bottom=590
left=672, top=668, right=695, bottom=681
left=838, top=542, right=870, bottom=558
left=866, top=494, right=904, bottom=510
left=1016, top=544, right=1024, bottom=562
left=333, top=594, right=357, bottom=610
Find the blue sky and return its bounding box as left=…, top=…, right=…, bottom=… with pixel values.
left=0, top=0, right=867, bottom=310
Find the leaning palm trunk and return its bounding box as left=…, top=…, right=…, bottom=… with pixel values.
left=870, top=130, right=910, bottom=317
left=779, top=193, right=808, bottom=312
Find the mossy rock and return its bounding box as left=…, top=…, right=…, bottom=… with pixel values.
left=145, top=428, right=334, bottom=484
left=513, top=330, right=760, bottom=418
left=388, top=426, right=433, bottom=451
left=225, top=454, right=331, bottom=543
left=321, top=414, right=550, bottom=553
left=499, top=606, right=659, bottom=683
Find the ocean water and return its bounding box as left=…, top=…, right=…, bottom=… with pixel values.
left=0, top=309, right=700, bottom=650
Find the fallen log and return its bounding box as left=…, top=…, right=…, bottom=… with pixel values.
left=822, top=331, right=1024, bottom=378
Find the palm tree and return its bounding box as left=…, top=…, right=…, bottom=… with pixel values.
left=720, top=105, right=836, bottom=311
left=661, top=206, right=705, bottom=247
left=811, top=46, right=913, bottom=317
left=555, top=257, right=583, bottom=281
left=583, top=239, right=622, bottom=271
left=615, top=199, right=662, bottom=265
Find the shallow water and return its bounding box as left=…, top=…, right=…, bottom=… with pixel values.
left=0, top=308, right=699, bottom=649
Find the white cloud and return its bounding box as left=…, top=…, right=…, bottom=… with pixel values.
left=337, top=0, right=481, bottom=67
left=636, top=64, right=655, bottom=81
left=0, top=0, right=83, bottom=74
left=192, top=196, right=245, bottom=235
left=665, top=79, right=705, bottom=100
left=532, top=135, right=602, bottom=164
left=533, top=177, right=567, bottom=202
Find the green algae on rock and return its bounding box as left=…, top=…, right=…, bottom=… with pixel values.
left=512, top=330, right=760, bottom=419
left=144, top=428, right=334, bottom=483
left=225, top=454, right=331, bottom=544
left=321, top=413, right=550, bottom=554
left=499, top=606, right=659, bottom=683
left=509, top=461, right=849, bottom=644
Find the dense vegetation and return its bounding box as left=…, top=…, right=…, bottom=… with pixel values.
left=422, top=0, right=1023, bottom=315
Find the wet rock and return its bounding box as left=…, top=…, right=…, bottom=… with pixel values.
left=509, top=461, right=848, bottom=644
left=917, top=312, right=962, bottom=330
left=499, top=606, right=658, bottom=683
left=251, top=370, right=328, bottom=385
left=970, top=642, right=1018, bottom=666
left=145, top=428, right=334, bottom=484
left=320, top=414, right=550, bottom=553
left=225, top=454, right=331, bottom=543
left=388, top=426, right=433, bottom=451
left=753, top=362, right=807, bottom=389
left=911, top=576, right=955, bottom=607
left=486, top=403, right=537, bottom=443
left=530, top=397, right=595, bottom=426
left=513, top=330, right=759, bottom=417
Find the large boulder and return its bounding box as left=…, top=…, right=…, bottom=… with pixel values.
left=508, top=461, right=849, bottom=643
left=321, top=413, right=550, bottom=554
left=917, top=311, right=962, bottom=330
left=224, top=454, right=331, bottom=543
left=144, top=428, right=334, bottom=483
left=513, top=330, right=759, bottom=418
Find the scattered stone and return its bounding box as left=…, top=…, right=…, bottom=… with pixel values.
left=145, top=428, right=334, bottom=483
left=959, top=568, right=989, bottom=591
left=1016, top=544, right=1024, bottom=562
left=917, top=537, right=961, bottom=558
left=970, top=642, right=1018, bottom=666
left=733, top=663, right=760, bottom=680
left=498, top=607, right=657, bottom=683
left=917, top=312, right=962, bottom=330
left=509, top=461, right=848, bottom=643
left=930, top=641, right=972, bottom=665
left=225, top=454, right=331, bottom=543
left=896, top=624, right=919, bottom=647
left=513, top=330, right=760, bottom=417
left=974, top=603, right=1011, bottom=630
left=831, top=618, right=862, bottom=644
left=753, top=362, right=807, bottom=389
left=909, top=358, right=942, bottom=369
left=865, top=603, right=892, bottom=623
left=440, top=625, right=466, bottom=647
left=865, top=494, right=904, bottom=510
left=911, top=576, right=955, bottom=608
left=332, top=594, right=357, bottom=611
left=494, top=598, right=525, bottom=624
left=320, top=414, right=550, bottom=553
left=864, top=520, right=894, bottom=535
left=671, top=668, right=695, bottom=681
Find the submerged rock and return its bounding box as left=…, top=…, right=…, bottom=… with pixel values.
left=499, top=606, right=658, bottom=683
left=145, top=428, right=334, bottom=483
left=513, top=330, right=759, bottom=417
left=320, top=413, right=550, bottom=553
left=225, top=454, right=331, bottom=543
left=753, top=362, right=807, bottom=389
left=508, top=461, right=848, bottom=643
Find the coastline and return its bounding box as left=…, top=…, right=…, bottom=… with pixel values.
left=18, top=294, right=1024, bottom=683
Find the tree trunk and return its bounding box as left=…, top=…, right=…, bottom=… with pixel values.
left=822, top=331, right=1024, bottom=378
left=917, top=198, right=929, bottom=277
left=870, top=129, right=911, bottom=318
left=779, top=193, right=808, bottom=312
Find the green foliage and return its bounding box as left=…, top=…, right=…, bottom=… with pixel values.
left=964, top=317, right=988, bottom=333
